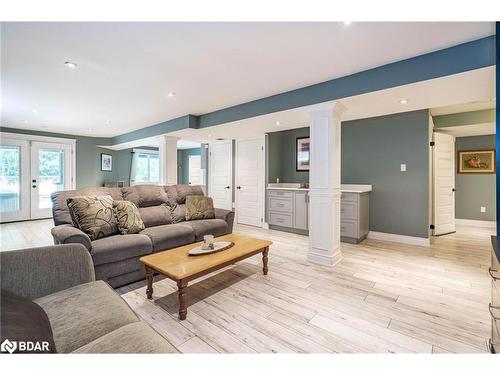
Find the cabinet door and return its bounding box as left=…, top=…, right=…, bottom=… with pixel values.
left=294, top=191, right=308, bottom=230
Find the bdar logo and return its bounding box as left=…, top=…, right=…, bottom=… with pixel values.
left=1, top=339, right=17, bottom=354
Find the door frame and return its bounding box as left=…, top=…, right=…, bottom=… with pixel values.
left=235, top=136, right=266, bottom=228
left=0, top=132, right=76, bottom=223
left=208, top=139, right=233, bottom=211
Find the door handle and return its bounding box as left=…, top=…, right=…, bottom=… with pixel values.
left=237, top=186, right=241, bottom=190
left=224, top=186, right=230, bottom=189
left=452, top=188, right=456, bottom=192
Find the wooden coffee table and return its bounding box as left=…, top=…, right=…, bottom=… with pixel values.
left=139, top=233, right=272, bottom=320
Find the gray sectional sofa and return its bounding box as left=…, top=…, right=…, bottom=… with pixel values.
left=50, top=184, right=234, bottom=288
left=0, top=243, right=178, bottom=353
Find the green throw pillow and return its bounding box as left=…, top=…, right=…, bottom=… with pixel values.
left=67, top=195, right=118, bottom=240
left=113, top=200, right=145, bottom=235
left=185, top=195, right=215, bottom=221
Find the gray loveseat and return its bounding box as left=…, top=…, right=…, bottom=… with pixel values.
left=0, top=244, right=178, bottom=353
left=51, top=184, right=234, bottom=288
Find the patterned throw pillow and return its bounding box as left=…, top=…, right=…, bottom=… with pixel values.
left=67, top=195, right=118, bottom=240
left=113, top=200, right=145, bottom=235
left=185, top=195, right=215, bottom=221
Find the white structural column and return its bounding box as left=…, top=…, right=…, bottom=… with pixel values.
left=308, top=102, right=347, bottom=266
left=158, top=135, right=179, bottom=185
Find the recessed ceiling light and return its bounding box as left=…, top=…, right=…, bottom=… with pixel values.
left=168, top=92, right=176, bottom=97
left=105, top=120, right=111, bottom=125
left=399, top=99, right=408, bottom=105
left=64, top=61, right=77, bottom=68
left=32, top=109, right=38, bottom=114
left=343, top=21, right=352, bottom=25
left=208, top=134, right=212, bottom=138
left=276, top=121, right=281, bottom=126
left=88, top=129, right=94, bottom=132
left=23, top=120, right=28, bottom=124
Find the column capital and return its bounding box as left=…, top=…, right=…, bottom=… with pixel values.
left=309, top=101, right=347, bottom=117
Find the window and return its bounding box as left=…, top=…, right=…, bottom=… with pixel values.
left=131, top=149, right=160, bottom=185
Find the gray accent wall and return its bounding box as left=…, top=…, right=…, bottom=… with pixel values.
left=455, top=135, right=496, bottom=221
left=267, top=127, right=310, bottom=184
left=266, top=109, right=430, bottom=238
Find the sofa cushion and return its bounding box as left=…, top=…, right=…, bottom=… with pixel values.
left=34, top=281, right=139, bottom=353
left=122, top=185, right=170, bottom=208
left=138, top=205, right=173, bottom=228
left=1, top=289, right=56, bottom=353
left=113, top=200, right=145, bottom=234
left=175, top=184, right=204, bottom=204
left=72, top=322, right=178, bottom=353
left=171, top=204, right=186, bottom=223
left=141, top=223, right=195, bottom=252
left=180, top=219, right=230, bottom=241
left=91, top=234, right=152, bottom=266
left=94, top=257, right=144, bottom=281
left=185, top=195, right=215, bottom=221
left=67, top=195, right=118, bottom=240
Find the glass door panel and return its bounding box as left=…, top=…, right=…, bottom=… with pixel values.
left=31, top=142, right=72, bottom=219
left=0, top=139, right=30, bottom=222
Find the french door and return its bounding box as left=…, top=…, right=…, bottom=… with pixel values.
left=0, top=137, right=73, bottom=222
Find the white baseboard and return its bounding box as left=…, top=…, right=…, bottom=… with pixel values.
left=367, top=231, right=430, bottom=247
left=455, top=219, right=496, bottom=229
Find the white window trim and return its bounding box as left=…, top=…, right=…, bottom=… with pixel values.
left=130, top=148, right=160, bottom=186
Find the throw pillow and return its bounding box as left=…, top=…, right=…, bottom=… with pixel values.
left=113, top=200, right=145, bottom=234
left=185, top=195, right=215, bottom=221
left=67, top=195, right=118, bottom=240
left=0, top=289, right=57, bottom=353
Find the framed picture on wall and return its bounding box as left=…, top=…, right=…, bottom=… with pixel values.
left=457, top=149, right=495, bottom=174
left=101, top=153, right=113, bottom=172
left=296, top=137, right=310, bottom=171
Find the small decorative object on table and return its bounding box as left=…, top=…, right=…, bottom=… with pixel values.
left=188, top=236, right=234, bottom=255
left=202, top=234, right=215, bottom=250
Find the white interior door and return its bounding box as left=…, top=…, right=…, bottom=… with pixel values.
left=236, top=138, right=264, bottom=227
left=209, top=140, right=233, bottom=210
left=188, top=155, right=203, bottom=185
left=433, top=132, right=456, bottom=235
left=0, top=138, right=30, bottom=222
left=30, top=142, right=73, bottom=219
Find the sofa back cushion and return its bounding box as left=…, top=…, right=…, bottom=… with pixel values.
left=113, top=200, right=145, bottom=234
left=51, top=187, right=123, bottom=226
left=122, top=185, right=170, bottom=208
left=138, top=205, right=173, bottom=228
left=175, top=184, right=204, bottom=204
left=67, top=195, right=118, bottom=240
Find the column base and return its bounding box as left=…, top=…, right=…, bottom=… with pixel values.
left=307, top=249, right=342, bottom=267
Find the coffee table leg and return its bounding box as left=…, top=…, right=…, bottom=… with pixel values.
left=262, top=247, right=269, bottom=275
left=177, top=279, right=188, bottom=320
left=145, top=266, right=153, bottom=299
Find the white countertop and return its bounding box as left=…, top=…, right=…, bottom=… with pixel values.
left=267, top=183, right=372, bottom=193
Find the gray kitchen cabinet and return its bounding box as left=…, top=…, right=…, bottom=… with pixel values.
left=267, top=187, right=370, bottom=243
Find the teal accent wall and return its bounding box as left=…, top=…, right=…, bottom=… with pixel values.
left=433, top=109, right=495, bottom=128
left=455, top=135, right=496, bottom=221
left=177, top=148, right=201, bottom=184
left=267, top=127, right=310, bottom=184
left=266, top=110, right=430, bottom=238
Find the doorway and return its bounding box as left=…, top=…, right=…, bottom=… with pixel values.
left=0, top=135, right=75, bottom=223
left=208, top=140, right=233, bottom=211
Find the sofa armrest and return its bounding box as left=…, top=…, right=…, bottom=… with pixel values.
left=0, top=244, right=96, bottom=300
left=52, top=224, right=92, bottom=251
left=214, top=208, right=234, bottom=232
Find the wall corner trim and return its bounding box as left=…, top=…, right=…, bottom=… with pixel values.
left=367, top=231, right=431, bottom=247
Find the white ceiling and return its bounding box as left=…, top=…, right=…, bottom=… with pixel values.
left=430, top=100, right=495, bottom=116
left=169, top=67, right=495, bottom=143
left=1, top=22, right=495, bottom=137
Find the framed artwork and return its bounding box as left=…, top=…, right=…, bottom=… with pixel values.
left=101, top=153, right=113, bottom=172
left=296, top=137, right=310, bottom=171
left=457, top=149, right=495, bottom=174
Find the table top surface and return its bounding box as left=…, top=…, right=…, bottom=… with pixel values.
left=139, top=233, right=272, bottom=280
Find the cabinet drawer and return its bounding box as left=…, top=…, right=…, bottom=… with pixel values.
left=340, top=202, right=358, bottom=220
left=269, top=197, right=293, bottom=213
left=341, top=192, right=357, bottom=202
left=340, top=220, right=358, bottom=238
left=268, top=190, right=293, bottom=198
left=269, top=212, right=292, bottom=227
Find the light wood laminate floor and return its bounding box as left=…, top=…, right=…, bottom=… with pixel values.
left=0, top=219, right=493, bottom=353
